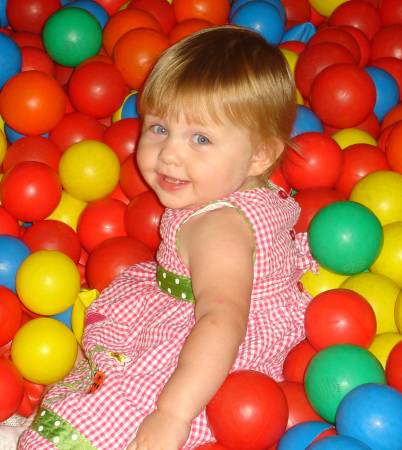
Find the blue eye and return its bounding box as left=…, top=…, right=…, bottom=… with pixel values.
left=192, top=134, right=210, bottom=145
left=151, top=124, right=167, bottom=135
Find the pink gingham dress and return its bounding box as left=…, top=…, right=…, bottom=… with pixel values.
left=19, top=184, right=317, bottom=450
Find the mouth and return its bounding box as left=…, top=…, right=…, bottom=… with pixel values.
left=157, top=173, right=190, bottom=191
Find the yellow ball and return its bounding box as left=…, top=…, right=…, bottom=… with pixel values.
left=280, top=48, right=298, bottom=75
left=371, top=222, right=402, bottom=287
left=341, top=272, right=399, bottom=334
left=301, top=264, right=348, bottom=297
left=0, top=129, right=6, bottom=166
left=310, top=0, right=348, bottom=17
left=11, top=318, right=77, bottom=384
left=72, top=289, right=99, bottom=344
left=296, top=88, right=304, bottom=106
left=47, top=191, right=87, bottom=231
left=16, top=250, right=81, bottom=315
left=394, top=290, right=402, bottom=333
left=59, top=140, right=120, bottom=202
left=0, top=113, right=4, bottom=133
left=332, top=128, right=377, bottom=149
left=350, top=171, right=402, bottom=226
left=369, top=332, right=402, bottom=368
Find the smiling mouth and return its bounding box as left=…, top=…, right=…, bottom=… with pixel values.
left=157, top=174, right=190, bottom=191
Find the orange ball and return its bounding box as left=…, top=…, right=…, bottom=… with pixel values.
left=385, top=121, right=402, bottom=174
left=113, top=28, right=169, bottom=90
left=103, top=8, right=162, bottom=56
left=169, top=18, right=213, bottom=45
left=173, top=0, right=230, bottom=25
left=0, top=71, right=66, bottom=135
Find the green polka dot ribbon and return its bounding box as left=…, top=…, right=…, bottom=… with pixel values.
left=156, top=265, right=195, bottom=303
left=32, top=407, right=96, bottom=450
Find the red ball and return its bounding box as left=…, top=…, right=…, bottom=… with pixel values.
left=21, top=46, right=55, bottom=76
left=125, top=190, right=164, bottom=252
left=379, top=0, right=402, bottom=26
left=173, top=0, right=230, bottom=25
left=86, top=236, right=154, bottom=291
left=127, top=0, right=177, bottom=35
left=22, top=220, right=81, bottom=263
left=293, top=188, right=344, bottom=233
left=281, top=0, right=311, bottom=24
left=310, top=63, right=376, bottom=128
left=0, top=161, right=61, bottom=222
left=169, top=18, right=213, bottom=45
left=283, top=339, right=317, bottom=383
left=103, top=118, right=141, bottom=163
left=329, top=0, right=381, bottom=40
left=294, top=43, right=355, bottom=98
left=386, top=340, right=402, bottom=393
left=54, top=63, right=74, bottom=87
left=120, top=155, right=149, bottom=199
left=68, top=62, right=128, bottom=119
left=49, top=112, right=105, bottom=152
left=281, top=132, right=343, bottom=190
left=77, top=198, right=128, bottom=253
left=16, top=380, right=45, bottom=417
left=0, top=358, right=24, bottom=422
left=6, top=0, right=60, bottom=34
left=385, top=121, right=402, bottom=174
left=0, top=206, right=20, bottom=237
left=279, top=381, right=323, bottom=428
left=3, top=136, right=61, bottom=173
left=305, top=288, right=377, bottom=351
left=0, top=71, right=67, bottom=135
left=382, top=103, right=402, bottom=130
left=206, top=371, right=288, bottom=450
left=268, top=166, right=291, bottom=193
left=335, top=144, right=390, bottom=197
left=372, top=57, right=402, bottom=101
left=340, top=25, right=371, bottom=67
left=370, top=24, right=402, bottom=61
left=93, top=0, right=127, bottom=15
left=11, top=31, right=44, bottom=49
left=353, top=112, right=380, bottom=138
left=0, top=287, right=22, bottom=347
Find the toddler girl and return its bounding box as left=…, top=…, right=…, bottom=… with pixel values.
left=18, top=25, right=316, bottom=450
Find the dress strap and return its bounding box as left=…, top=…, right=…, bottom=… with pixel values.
left=156, top=265, right=195, bottom=303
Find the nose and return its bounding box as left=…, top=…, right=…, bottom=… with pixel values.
left=159, top=138, right=181, bottom=165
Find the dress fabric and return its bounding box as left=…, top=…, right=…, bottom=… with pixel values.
left=18, top=185, right=317, bottom=450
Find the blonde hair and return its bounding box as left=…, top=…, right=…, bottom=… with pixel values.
left=139, top=25, right=296, bottom=175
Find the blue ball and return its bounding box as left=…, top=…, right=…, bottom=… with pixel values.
left=291, top=105, right=323, bottom=137
left=282, top=22, right=316, bottom=44
left=0, top=0, right=8, bottom=27
left=231, top=1, right=285, bottom=45
left=4, top=124, right=48, bottom=144
left=0, top=236, right=31, bottom=292
left=0, top=33, right=21, bottom=89
left=231, top=0, right=286, bottom=21
left=308, top=436, right=371, bottom=449
left=336, top=383, right=402, bottom=450
left=65, top=1, right=109, bottom=29
left=278, top=421, right=335, bottom=450
left=364, top=66, right=399, bottom=122
left=51, top=306, right=73, bottom=329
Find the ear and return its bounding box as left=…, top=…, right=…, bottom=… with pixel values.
left=248, top=138, right=284, bottom=177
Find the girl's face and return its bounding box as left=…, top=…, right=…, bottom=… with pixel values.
left=137, top=112, right=266, bottom=209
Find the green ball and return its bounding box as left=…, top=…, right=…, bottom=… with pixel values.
left=43, top=8, right=102, bottom=67
left=305, top=344, right=386, bottom=423
left=308, top=201, right=383, bottom=275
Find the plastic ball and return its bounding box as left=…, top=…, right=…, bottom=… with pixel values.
left=168, top=18, right=213, bottom=45
left=22, top=220, right=81, bottom=264
left=281, top=0, right=311, bottom=23
left=336, top=383, right=402, bottom=450
left=120, top=154, right=149, bottom=199
left=16, top=250, right=81, bottom=315
left=386, top=121, right=402, bottom=174
left=304, top=344, right=386, bottom=423
left=206, top=370, right=288, bottom=450
left=103, top=118, right=141, bottom=163
left=372, top=58, right=402, bottom=101
left=332, top=129, right=377, bottom=149
left=0, top=236, right=30, bottom=292
left=371, top=222, right=402, bottom=287
left=277, top=422, right=336, bottom=450
left=0, top=70, right=66, bottom=135
left=370, top=24, right=402, bottom=61
left=51, top=306, right=72, bottom=329
left=49, top=111, right=104, bottom=152
left=59, top=140, right=120, bottom=202
left=113, top=28, right=169, bottom=90
left=86, top=236, right=154, bottom=292
left=68, top=61, right=128, bottom=119
left=0, top=33, right=21, bottom=89
left=0, top=206, right=20, bottom=237
left=46, top=191, right=87, bottom=231
left=0, top=161, right=62, bottom=222
left=71, top=289, right=98, bottom=344
left=310, top=0, right=348, bottom=17
left=379, top=0, right=402, bottom=26
left=11, top=317, right=77, bottom=384
left=3, top=136, right=61, bottom=173
left=350, top=170, right=402, bottom=225
left=127, top=0, right=176, bottom=35
left=112, top=92, right=139, bottom=122
left=369, top=332, right=402, bottom=368
left=281, top=133, right=343, bottom=190
left=91, top=0, right=127, bottom=15
left=6, top=0, right=60, bottom=33
left=77, top=198, right=127, bottom=253
left=310, top=64, right=376, bottom=129
left=395, top=290, right=402, bottom=333
left=308, top=201, right=383, bottom=275
left=308, top=436, right=371, bottom=450
left=173, top=0, right=230, bottom=25
left=16, top=379, right=46, bottom=418
left=0, top=286, right=22, bottom=347
left=291, top=106, right=323, bottom=137
left=305, top=289, right=376, bottom=351
left=231, top=1, right=285, bottom=45
left=0, top=129, right=5, bottom=164
left=65, top=0, right=109, bottom=29
left=20, top=45, right=55, bottom=76
left=283, top=339, right=317, bottom=384
left=386, top=340, right=402, bottom=392
left=125, top=191, right=164, bottom=252
left=42, top=7, right=102, bottom=67
left=301, top=264, right=348, bottom=298
left=0, top=358, right=24, bottom=422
